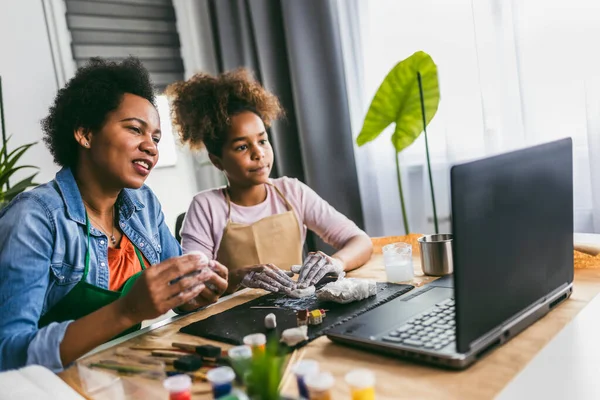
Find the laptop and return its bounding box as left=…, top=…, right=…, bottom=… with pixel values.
left=326, top=138, right=574, bottom=369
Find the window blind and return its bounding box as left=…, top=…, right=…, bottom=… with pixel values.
left=64, top=0, right=184, bottom=91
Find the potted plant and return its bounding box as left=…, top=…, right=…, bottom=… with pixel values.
left=356, top=51, right=441, bottom=234
left=0, top=76, right=39, bottom=209
left=244, top=338, right=286, bottom=400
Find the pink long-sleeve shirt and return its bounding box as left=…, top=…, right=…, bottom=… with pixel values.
left=180, top=177, right=367, bottom=259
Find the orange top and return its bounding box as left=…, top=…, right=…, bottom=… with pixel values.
left=107, top=234, right=149, bottom=291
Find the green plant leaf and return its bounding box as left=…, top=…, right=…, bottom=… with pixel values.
left=0, top=137, right=39, bottom=198
left=0, top=134, right=10, bottom=164
left=356, top=51, right=440, bottom=153
left=2, top=173, right=38, bottom=202
left=6, top=142, right=35, bottom=159
left=0, top=164, right=39, bottom=189
left=245, top=337, right=284, bottom=399
left=1, top=142, right=37, bottom=170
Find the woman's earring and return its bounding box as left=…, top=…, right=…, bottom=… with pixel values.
left=84, top=142, right=89, bottom=147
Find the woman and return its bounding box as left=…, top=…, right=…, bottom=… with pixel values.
left=167, top=69, right=372, bottom=294
left=0, top=58, right=228, bottom=372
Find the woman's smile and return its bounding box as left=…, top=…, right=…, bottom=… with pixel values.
left=132, top=158, right=154, bottom=176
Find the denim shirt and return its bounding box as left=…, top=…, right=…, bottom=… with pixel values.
left=0, top=167, right=182, bottom=372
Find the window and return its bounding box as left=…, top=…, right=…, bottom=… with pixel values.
left=353, top=0, right=600, bottom=234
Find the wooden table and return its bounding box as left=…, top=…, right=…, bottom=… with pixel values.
left=59, top=252, right=600, bottom=399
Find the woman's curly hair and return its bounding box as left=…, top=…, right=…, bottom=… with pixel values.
left=41, top=57, right=156, bottom=168
left=166, top=68, right=283, bottom=156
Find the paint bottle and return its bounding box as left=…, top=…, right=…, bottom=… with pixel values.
left=304, top=371, right=334, bottom=400
left=228, top=345, right=253, bottom=382
left=206, top=366, right=236, bottom=398
left=163, top=374, right=192, bottom=400
left=242, top=333, right=266, bottom=355
left=345, top=369, right=376, bottom=400
left=292, top=359, right=320, bottom=399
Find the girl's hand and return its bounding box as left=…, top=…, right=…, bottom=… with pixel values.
left=237, top=263, right=297, bottom=293
left=297, top=251, right=345, bottom=288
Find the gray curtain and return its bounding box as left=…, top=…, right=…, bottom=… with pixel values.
left=207, top=0, right=364, bottom=251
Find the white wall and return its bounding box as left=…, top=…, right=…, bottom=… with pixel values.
left=172, top=0, right=225, bottom=193
left=0, top=1, right=60, bottom=184
left=144, top=146, right=200, bottom=232
left=0, top=0, right=224, bottom=234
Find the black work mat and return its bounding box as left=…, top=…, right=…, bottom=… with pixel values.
left=180, top=279, right=414, bottom=348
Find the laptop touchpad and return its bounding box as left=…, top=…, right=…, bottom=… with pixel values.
left=334, top=287, right=453, bottom=337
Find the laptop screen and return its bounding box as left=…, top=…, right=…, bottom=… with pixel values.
left=451, top=138, right=574, bottom=354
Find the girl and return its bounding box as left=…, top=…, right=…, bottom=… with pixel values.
left=168, top=69, right=372, bottom=294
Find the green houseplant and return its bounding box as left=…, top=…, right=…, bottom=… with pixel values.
left=0, top=76, right=39, bottom=209
left=356, top=51, right=441, bottom=234
left=244, top=338, right=285, bottom=400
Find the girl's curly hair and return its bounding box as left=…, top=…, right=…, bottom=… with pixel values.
left=166, top=68, right=283, bottom=156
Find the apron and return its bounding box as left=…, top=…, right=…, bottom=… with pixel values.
left=216, top=183, right=303, bottom=272
left=38, top=213, right=146, bottom=337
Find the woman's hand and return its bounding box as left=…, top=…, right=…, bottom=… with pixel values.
left=297, top=251, right=345, bottom=288
left=179, top=260, right=229, bottom=311
left=234, top=264, right=296, bottom=293
left=116, top=253, right=211, bottom=324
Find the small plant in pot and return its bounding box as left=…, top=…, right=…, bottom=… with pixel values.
left=0, top=77, right=39, bottom=209
left=244, top=338, right=286, bottom=400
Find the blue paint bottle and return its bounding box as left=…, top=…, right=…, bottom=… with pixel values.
left=292, top=359, right=320, bottom=399
left=206, top=366, right=236, bottom=398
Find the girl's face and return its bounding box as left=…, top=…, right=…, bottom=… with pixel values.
left=77, top=93, right=161, bottom=189
left=211, top=111, right=274, bottom=188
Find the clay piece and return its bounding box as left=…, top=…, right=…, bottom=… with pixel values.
left=290, top=264, right=302, bottom=274
left=264, top=313, right=277, bottom=329
left=280, top=325, right=309, bottom=346
left=187, top=250, right=209, bottom=263
left=296, top=309, right=309, bottom=326
left=316, top=278, right=377, bottom=304
left=287, top=285, right=315, bottom=299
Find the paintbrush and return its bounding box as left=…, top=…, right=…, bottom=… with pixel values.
left=166, top=369, right=209, bottom=382
left=152, top=349, right=193, bottom=358
left=250, top=306, right=281, bottom=309
left=129, top=346, right=191, bottom=353
left=89, top=362, right=164, bottom=380
left=172, top=342, right=223, bottom=358
left=114, top=348, right=166, bottom=366
left=188, top=370, right=208, bottom=382
left=150, top=349, right=224, bottom=365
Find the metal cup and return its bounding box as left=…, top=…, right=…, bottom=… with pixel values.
left=418, top=234, right=454, bottom=276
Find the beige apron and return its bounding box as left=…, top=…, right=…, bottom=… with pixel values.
left=216, top=183, right=303, bottom=272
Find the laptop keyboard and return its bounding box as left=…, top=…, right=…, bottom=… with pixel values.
left=382, top=298, right=456, bottom=350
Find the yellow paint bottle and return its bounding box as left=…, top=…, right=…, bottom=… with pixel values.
left=345, top=369, right=376, bottom=400
left=242, top=333, right=266, bottom=355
